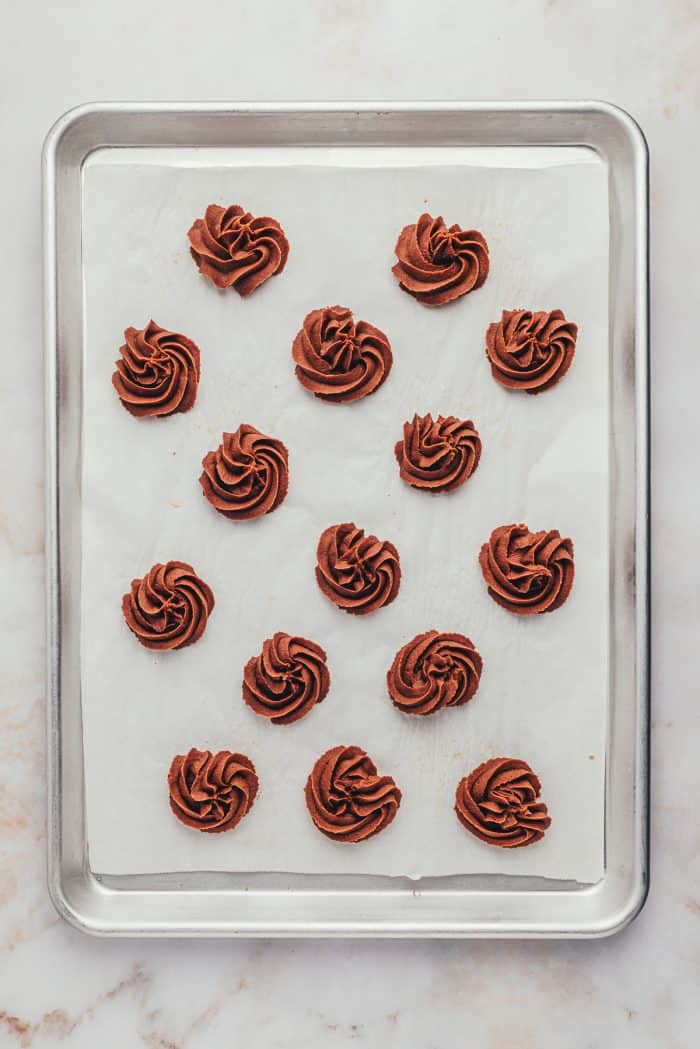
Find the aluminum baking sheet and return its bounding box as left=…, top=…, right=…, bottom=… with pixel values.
left=44, top=102, right=649, bottom=937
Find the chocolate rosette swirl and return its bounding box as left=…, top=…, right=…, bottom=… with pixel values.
left=387, top=630, right=482, bottom=716
left=122, top=561, right=215, bottom=650
left=188, top=203, right=289, bottom=296
left=486, top=309, right=578, bottom=393
left=200, top=424, right=289, bottom=521
left=392, top=213, right=489, bottom=307
left=292, top=305, right=393, bottom=403
left=395, top=413, right=482, bottom=493
left=315, top=522, right=401, bottom=615
left=305, top=745, right=402, bottom=843
left=112, top=320, right=201, bottom=418
left=479, top=523, right=574, bottom=616
left=243, top=632, right=330, bottom=725
left=168, top=748, right=258, bottom=833
left=455, top=757, right=551, bottom=848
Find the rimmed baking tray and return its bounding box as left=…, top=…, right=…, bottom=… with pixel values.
left=44, top=101, right=649, bottom=937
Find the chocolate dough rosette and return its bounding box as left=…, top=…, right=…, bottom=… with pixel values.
left=455, top=757, right=551, bottom=848
left=242, top=632, right=330, bottom=725
left=305, top=745, right=402, bottom=843
left=315, top=522, right=401, bottom=615
left=200, top=424, right=289, bottom=521
left=485, top=309, right=578, bottom=393
left=112, top=320, right=200, bottom=418
left=188, top=203, right=288, bottom=296
left=395, top=412, right=482, bottom=493
left=479, top=523, right=574, bottom=616
left=122, top=561, right=215, bottom=650
left=168, top=748, right=258, bottom=833
left=387, top=630, right=482, bottom=716
left=292, top=305, right=393, bottom=403
left=392, top=213, right=489, bottom=307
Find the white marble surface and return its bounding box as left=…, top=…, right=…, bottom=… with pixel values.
left=0, top=0, right=697, bottom=1045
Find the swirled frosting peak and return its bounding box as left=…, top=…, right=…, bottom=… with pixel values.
left=315, top=522, right=401, bottom=615
left=168, top=748, right=258, bottom=833
left=200, top=424, right=289, bottom=520
left=392, top=213, right=489, bottom=307
left=188, top=203, right=289, bottom=296
left=387, top=631, right=483, bottom=716
left=292, top=305, right=393, bottom=403
left=243, top=632, right=330, bottom=725
left=395, top=413, right=482, bottom=493
left=305, top=745, right=402, bottom=842
left=112, top=320, right=201, bottom=418
left=455, top=757, right=551, bottom=848
left=486, top=309, right=578, bottom=393
left=479, top=523, right=574, bottom=615
left=122, top=561, right=215, bottom=650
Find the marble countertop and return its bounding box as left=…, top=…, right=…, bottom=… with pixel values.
left=1, top=0, right=697, bottom=1045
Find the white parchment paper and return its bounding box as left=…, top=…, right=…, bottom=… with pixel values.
left=81, top=146, right=609, bottom=881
